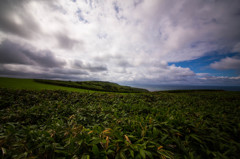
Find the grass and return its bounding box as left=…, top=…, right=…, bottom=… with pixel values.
left=0, top=77, right=96, bottom=93
left=34, top=79, right=149, bottom=93
left=0, top=77, right=148, bottom=93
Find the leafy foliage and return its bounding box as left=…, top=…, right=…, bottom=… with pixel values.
left=0, top=88, right=240, bottom=158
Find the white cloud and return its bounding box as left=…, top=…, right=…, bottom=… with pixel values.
left=210, top=57, right=240, bottom=70
left=197, top=75, right=240, bottom=85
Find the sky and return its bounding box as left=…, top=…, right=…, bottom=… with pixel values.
left=0, top=0, right=240, bottom=86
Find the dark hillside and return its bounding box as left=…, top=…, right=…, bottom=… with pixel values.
left=34, top=79, right=149, bottom=93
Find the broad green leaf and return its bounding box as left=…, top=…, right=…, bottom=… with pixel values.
left=153, top=127, right=158, bottom=137
left=140, top=149, right=146, bottom=159
left=190, top=134, right=202, bottom=143
left=144, top=150, right=153, bottom=159
left=92, top=144, right=99, bottom=156
left=81, top=154, right=90, bottom=159
left=129, top=149, right=134, bottom=158
left=157, top=150, right=174, bottom=159
left=120, top=150, right=127, bottom=159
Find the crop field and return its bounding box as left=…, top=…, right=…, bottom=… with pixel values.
left=0, top=88, right=240, bottom=158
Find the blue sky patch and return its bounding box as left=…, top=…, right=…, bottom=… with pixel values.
left=169, top=52, right=239, bottom=77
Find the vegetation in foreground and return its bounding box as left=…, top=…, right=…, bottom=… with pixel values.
left=0, top=88, right=240, bottom=158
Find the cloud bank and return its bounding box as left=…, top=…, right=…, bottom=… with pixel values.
left=210, top=57, right=240, bottom=71
left=0, top=0, right=240, bottom=85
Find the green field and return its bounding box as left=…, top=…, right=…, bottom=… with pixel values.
left=0, top=77, right=240, bottom=158
left=0, top=77, right=148, bottom=93
left=0, top=77, right=97, bottom=93
left=34, top=79, right=148, bottom=93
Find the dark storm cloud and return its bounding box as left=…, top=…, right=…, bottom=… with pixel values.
left=73, top=60, right=107, bottom=72
left=119, top=60, right=134, bottom=67
left=56, top=33, right=81, bottom=50
left=0, top=68, right=84, bottom=80
left=0, top=40, right=66, bottom=68
left=0, top=0, right=41, bottom=39
left=52, top=68, right=88, bottom=75
left=0, top=64, right=88, bottom=81
left=94, top=55, right=132, bottom=68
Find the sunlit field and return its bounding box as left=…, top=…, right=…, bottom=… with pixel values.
left=0, top=77, right=94, bottom=93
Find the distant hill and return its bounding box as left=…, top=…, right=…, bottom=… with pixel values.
left=34, top=79, right=149, bottom=93
left=0, top=77, right=95, bottom=92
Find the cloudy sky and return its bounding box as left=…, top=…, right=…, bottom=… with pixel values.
left=0, top=0, right=240, bottom=86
